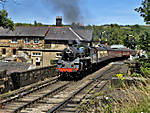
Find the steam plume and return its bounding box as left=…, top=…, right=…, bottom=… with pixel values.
left=46, top=0, right=81, bottom=23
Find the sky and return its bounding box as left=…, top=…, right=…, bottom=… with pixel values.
left=2, top=0, right=145, bottom=25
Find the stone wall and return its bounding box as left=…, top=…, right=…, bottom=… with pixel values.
left=0, top=70, right=10, bottom=93
left=10, top=65, right=58, bottom=89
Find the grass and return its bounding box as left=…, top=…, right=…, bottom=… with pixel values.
left=124, top=84, right=150, bottom=113
left=126, top=98, right=150, bottom=113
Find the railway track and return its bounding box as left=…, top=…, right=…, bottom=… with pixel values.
left=19, top=63, right=118, bottom=113
left=0, top=77, right=59, bottom=102
left=0, top=61, right=125, bottom=113
left=47, top=63, right=122, bottom=113
left=0, top=77, right=70, bottom=113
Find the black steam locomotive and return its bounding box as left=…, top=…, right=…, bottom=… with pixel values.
left=56, top=40, right=98, bottom=77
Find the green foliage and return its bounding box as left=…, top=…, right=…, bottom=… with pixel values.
left=135, top=0, right=150, bottom=24
left=131, top=72, right=141, bottom=77
left=139, top=31, right=150, bottom=52
left=110, top=24, right=120, bottom=28
left=103, top=96, right=113, bottom=113
left=15, top=22, right=48, bottom=26
left=34, top=20, right=43, bottom=26
left=140, top=66, right=150, bottom=77
left=50, top=59, right=58, bottom=65
left=139, top=58, right=150, bottom=77
left=0, top=9, right=14, bottom=31
left=131, top=24, right=140, bottom=29
left=15, top=22, right=69, bottom=27
left=130, top=58, right=150, bottom=77
left=124, top=34, right=137, bottom=49
left=50, top=59, right=54, bottom=64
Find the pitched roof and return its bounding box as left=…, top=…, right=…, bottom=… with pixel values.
left=0, top=26, right=93, bottom=41
left=0, top=26, right=49, bottom=37
left=72, top=29, right=93, bottom=41
left=45, top=27, right=93, bottom=42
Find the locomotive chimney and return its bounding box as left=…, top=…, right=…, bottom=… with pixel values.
left=56, top=16, right=62, bottom=26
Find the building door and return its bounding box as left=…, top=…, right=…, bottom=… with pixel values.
left=13, top=49, right=16, bottom=55
left=36, top=57, right=41, bottom=66
left=2, top=48, right=6, bottom=55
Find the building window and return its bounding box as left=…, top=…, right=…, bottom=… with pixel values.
left=11, top=38, right=18, bottom=43
left=33, top=38, right=39, bottom=44
left=32, top=52, right=41, bottom=56
left=13, top=49, right=16, bottom=55
left=24, top=38, right=30, bottom=43
left=56, top=53, right=62, bottom=58
left=2, top=48, right=6, bottom=55
left=36, top=62, right=40, bottom=66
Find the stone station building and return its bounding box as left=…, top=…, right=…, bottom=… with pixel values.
left=0, top=18, right=93, bottom=68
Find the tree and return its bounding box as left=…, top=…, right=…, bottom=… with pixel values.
left=110, top=24, right=120, bottom=28
left=0, top=0, right=14, bottom=30
left=0, top=9, right=14, bottom=30
left=139, top=32, right=150, bottom=52
left=34, top=20, right=37, bottom=26
left=34, top=20, right=44, bottom=26
left=124, top=34, right=137, bottom=49
left=135, top=0, right=150, bottom=24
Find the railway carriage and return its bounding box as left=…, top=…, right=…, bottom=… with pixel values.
left=108, top=45, right=136, bottom=58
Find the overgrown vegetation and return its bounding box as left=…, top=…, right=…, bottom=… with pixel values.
left=77, top=81, right=150, bottom=113
left=139, top=59, right=150, bottom=77
left=129, top=58, right=150, bottom=78
left=127, top=96, right=150, bottom=113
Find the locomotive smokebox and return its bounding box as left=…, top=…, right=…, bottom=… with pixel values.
left=56, top=16, right=62, bottom=26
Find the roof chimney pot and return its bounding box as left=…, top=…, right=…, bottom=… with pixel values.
left=56, top=16, right=62, bottom=26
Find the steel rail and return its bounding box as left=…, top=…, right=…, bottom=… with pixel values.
left=77, top=81, right=109, bottom=113
left=11, top=82, right=70, bottom=113
left=0, top=77, right=59, bottom=106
